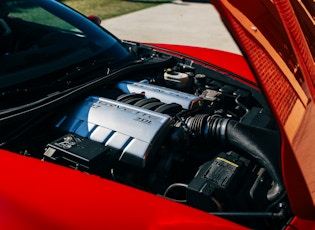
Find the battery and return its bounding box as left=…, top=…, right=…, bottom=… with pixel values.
left=44, top=133, right=111, bottom=174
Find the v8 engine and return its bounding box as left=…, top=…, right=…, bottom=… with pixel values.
left=53, top=95, right=173, bottom=168
left=43, top=72, right=282, bottom=214
left=2, top=54, right=286, bottom=229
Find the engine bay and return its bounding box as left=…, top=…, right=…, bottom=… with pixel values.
left=1, top=45, right=290, bottom=229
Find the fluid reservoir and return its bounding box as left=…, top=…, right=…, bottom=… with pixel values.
left=164, top=68, right=193, bottom=90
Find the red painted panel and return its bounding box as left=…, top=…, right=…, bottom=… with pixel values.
left=211, top=0, right=315, bottom=219
left=286, top=216, right=315, bottom=230
left=0, top=150, right=247, bottom=230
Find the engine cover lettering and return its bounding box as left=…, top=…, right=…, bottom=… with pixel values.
left=56, top=96, right=173, bottom=168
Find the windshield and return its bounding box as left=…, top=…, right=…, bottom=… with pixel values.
left=0, top=0, right=130, bottom=88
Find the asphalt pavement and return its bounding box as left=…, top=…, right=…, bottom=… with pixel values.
left=101, top=1, right=241, bottom=54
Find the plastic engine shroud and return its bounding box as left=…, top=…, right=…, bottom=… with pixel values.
left=56, top=96, right=174, bottom=168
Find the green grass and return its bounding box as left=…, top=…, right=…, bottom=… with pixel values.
left=61, top=0, right=172, bottom=20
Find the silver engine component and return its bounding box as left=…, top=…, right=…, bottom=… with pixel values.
left=56, top=96, right=173, bottom=168
left=116, top=80, right=203, bottom=110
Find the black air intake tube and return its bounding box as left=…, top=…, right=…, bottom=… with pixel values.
left=186, top=115, right=284, bottom=201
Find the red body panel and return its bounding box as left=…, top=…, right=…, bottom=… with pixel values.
left=287, top=217, right=315, bottom=230
left=0, top=150, right=247, bottom=230
left=211, top=0, right=315, bottom=224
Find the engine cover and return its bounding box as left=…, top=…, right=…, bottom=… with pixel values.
left=116, top=80, right=203, bottom=110
left=56, top=96, right=173, bottom=168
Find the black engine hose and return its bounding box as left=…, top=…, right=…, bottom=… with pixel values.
left=186, top=115, right=284, bottom=201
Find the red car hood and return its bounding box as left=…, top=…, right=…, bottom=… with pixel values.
left=212, top=0, right=315, bottom=218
